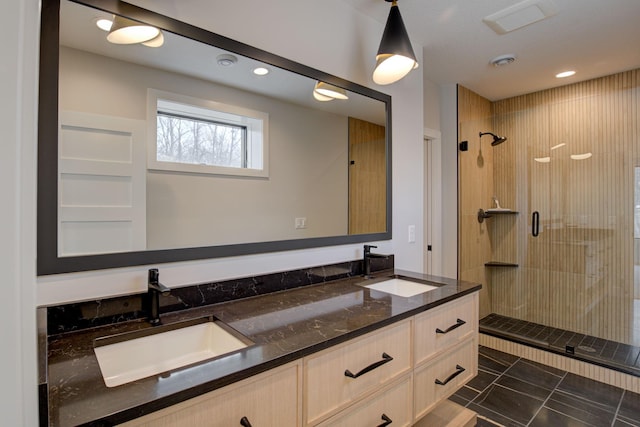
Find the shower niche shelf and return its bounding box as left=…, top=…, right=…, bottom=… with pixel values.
left=477, top=208, right=518, bottom=223
left=485, top=262, right=518, bottom=268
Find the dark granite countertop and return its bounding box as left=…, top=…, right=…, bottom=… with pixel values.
left=46, top=269, right=481, bottom=426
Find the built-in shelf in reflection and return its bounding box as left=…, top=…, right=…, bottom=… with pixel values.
left=485, top=209, right=518, bottom=214
left=485, top=262, right=518, bottom=268
left=477, top=208, right=519, bottom=223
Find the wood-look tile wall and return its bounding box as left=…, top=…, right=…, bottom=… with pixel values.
left=457, top=86, right=494, bottom=319
left=459, top=70, right=640, bottom=345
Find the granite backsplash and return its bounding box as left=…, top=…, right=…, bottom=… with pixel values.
left=46, top=256, right=394, bottom=335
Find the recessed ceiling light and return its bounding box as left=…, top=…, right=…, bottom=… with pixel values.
left=95, top=18, right=113, bottom=32
left=253, top=67, right=269, bottom=76
left=556, top=70, right=576, bottom=78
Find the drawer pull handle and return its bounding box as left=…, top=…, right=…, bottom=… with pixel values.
left=435, top=318, right=466, bottom=334
left=435, top=365, right=465, bottom=386
left=344, top=352, right=393, bottom=378
left=378, top=413, right=393, bottom=426
left=240, top=416, right=252, bottom=427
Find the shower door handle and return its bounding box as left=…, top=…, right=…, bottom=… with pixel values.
left=532, top=211, right=540, bottom=237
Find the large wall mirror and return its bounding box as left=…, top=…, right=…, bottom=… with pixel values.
left=38, top=0, right=392, bottom=275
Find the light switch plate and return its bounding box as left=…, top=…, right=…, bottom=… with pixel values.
left=408, top=225, right=416, bottom=243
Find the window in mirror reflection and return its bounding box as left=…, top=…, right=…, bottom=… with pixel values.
left=148, top=91, right=269, bottom=178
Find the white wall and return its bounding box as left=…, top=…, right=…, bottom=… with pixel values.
left=1, top=0, right=39, bottom=425
left=440, top=84, right=460, bottom=278
left=423, top=79, right=442, bottom=132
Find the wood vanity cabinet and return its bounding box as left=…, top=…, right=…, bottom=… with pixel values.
left=413, top=292, right=478, bottom=421
left=414, top=338, right=477, bottom=420
left=414, top=292, right=478, bottom=365
left=316, top=376, right=413, bottom=426
left=119, top=362, right=302, bottom=427
left=304, top=319, right=413, bottom=425
left=119, top=292, right=478, bottom=427
left=305, top=292, right=478, bottom=426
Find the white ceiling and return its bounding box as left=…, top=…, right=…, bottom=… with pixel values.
left=342, top=0, right=640, bottom=101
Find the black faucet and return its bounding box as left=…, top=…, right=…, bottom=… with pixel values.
left=147, top=268, right=171, bottom=326
left=363, top=244, right=389, bottom=278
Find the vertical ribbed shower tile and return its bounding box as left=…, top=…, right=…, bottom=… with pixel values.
left=465, top=70, right=640, bottom=353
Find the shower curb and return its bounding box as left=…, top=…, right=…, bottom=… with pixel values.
left=479, top=333, right=640, bottom=393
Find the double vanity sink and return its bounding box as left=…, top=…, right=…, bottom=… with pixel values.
left=363, top=277, right=439, bottom=297
left=46, top=272, right=480, bottom=425
left=94, top=317, right=253, bottom=387
left=93, top=277, right=438, bottom=388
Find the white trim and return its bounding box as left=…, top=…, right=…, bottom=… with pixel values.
left=147, top=89, right=270, bottom=179
left=2, top=0, right=39, bottom=424
left=424, top=127, right=443, bottom=276
left=440, top=84, right=459, bottom=279
left=423, top=127, right=441, bottom=140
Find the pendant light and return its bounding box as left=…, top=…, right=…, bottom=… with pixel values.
left=373, top=0, right=419, bottom=85
left=141, top=31, right=165, bottom=48
left=313, top=81, right=349, bottom=100
left=107, top=15, right=161, bottom=45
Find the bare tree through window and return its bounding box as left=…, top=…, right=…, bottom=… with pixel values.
left=157, top=112, right=246, bottom=168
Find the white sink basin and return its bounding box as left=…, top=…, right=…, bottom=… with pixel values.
left=364, top=278, right=438, bottom=297
left=94, top=320, right=251, bottom=387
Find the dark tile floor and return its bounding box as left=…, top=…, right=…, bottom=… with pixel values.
left=449, top=346, right=640, bottom=427
left=480, top=314, right=640, bottom=376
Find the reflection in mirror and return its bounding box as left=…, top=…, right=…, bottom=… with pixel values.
left=38, top=0, right=391, bottom=274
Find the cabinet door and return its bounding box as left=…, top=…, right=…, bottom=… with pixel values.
left=317, top=376, right=413, bottom=427
left=120, top=362, right=301, bottom=427
left=414, top=293, right=478, bottom=365
left=304, top=320, right=412, bottom=425
left=414, top=337, right=477, bottom=420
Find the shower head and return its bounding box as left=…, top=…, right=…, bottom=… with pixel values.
left=479, top=132, right=508, bottom=146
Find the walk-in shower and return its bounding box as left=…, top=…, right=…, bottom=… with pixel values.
left=458, top=74, right=640, bottom=378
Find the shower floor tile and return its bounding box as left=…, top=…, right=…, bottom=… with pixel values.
left=451, top=346, right=640, bottom=427
left=479, top=313, right=640, bottom=376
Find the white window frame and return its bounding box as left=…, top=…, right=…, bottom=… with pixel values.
left=147, top=89, right=269, bottom=178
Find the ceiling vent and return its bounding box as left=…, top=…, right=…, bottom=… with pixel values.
left=490, top=54, right=516, bottom=67
left=483, top=0, right=558, bottom=35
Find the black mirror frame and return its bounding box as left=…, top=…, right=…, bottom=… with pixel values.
left=38, top=0, right=392, bottom=275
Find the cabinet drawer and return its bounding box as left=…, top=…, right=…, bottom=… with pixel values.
left=304, top=320, right=412, bottom=425
left=414, top=293, right=478, bottom=365
left=414, top=337, right=477, bottom=420
left=317, top=376, right=413, bottom=427
left=120, top=362, right=301, bottom=427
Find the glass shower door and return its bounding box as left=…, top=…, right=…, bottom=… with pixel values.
left=467, top=80, right=640, bottom=374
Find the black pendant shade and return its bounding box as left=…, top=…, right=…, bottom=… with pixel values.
left=373, top=0, right=419, bottom=85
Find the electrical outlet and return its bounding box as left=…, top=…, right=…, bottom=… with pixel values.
left=295, top=217, right=307, bottom=229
